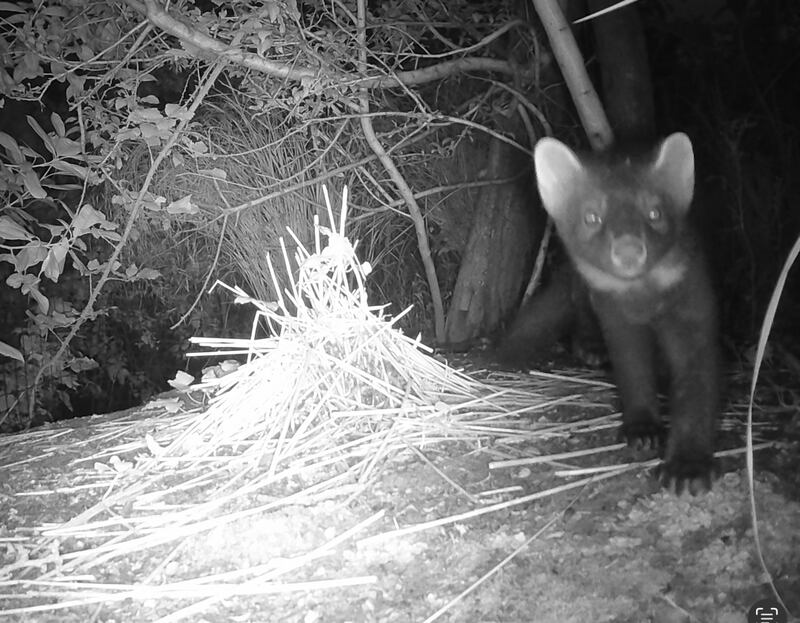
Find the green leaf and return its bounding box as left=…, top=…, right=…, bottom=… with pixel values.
left=51, top=159, right=89, bottom=180
left=26, top=116, right=55, bottom=155
left=0, top=341, right=23, bottom=363
left=20, top=164, right=47, bottom=199
left=16, top=242, right=49, bottom=272
left=135, top=268, right=161, bottom=280
left=140, top=123, right=164, bottom=139
left=29, top=286, right=49, bottom=314
left=16, top=52, right=42, bottom=82
left=42, top=239, right=68, bottom=282
left=68, top=356, right=98, bottom=372
left=73, top=204, right=109, bottom=236
left=51, top=112, right=66, bottom=137
left=187, top=140, right=208, bottom=154
left=0, top=131, right=24, bottom=164
left=166, top=194, right=197, bottom=215
left=117, top=127, right=141, bottom=141
left=53, top=137, right=81, bottom=158
left=130, top=108, right=164, bottom=123
left=164, top=103, right=192, bottom=120
left=5, top=272, right=22, bottom=288
left=0, top=215, right=31, bottom=241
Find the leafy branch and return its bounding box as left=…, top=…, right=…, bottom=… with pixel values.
left=0, top=0, right=539, bottom=421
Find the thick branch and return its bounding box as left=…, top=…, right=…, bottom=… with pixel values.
left=122, top=0, right=520, bottom=90
left=131, top=0, right=321, bottom=81
left=355, top=0, right=446, bottom=341
left=355, top=58, right=517, bottom=89
left=532, top=0, right=612, bottom=150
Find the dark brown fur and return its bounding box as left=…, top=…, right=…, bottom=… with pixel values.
left=505, top=133, right=719, bottom=494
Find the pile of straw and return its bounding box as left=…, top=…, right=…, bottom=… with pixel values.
left=0, top=188, right=769, bottom=620
left=168, top=186, right=482, bottom=475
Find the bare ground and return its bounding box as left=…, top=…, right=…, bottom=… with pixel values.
left=1, top=376, right=799, bottom=623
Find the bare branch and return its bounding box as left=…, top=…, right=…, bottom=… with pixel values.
left=121, top=0, right=521, bottom=91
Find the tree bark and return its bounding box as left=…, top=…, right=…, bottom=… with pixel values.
left=443, top=128, right=537, bottom=348
left=588, top=0, right=655, bottom=143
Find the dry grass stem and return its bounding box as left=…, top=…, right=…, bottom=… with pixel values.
left=0, top=188, right=772, bottom=618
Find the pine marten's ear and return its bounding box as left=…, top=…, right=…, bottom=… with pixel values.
left=534, top=137, right=585, bottom=219
left=652, top=132, right=694, bottom=213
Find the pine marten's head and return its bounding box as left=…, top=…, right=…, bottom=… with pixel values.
left=534, top=133, right=696, bottom=294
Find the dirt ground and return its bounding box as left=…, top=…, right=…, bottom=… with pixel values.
left=1, top=367, right=799, bottom=623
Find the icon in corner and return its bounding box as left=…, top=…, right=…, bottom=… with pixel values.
left=747, top=598, right=787, bottom=623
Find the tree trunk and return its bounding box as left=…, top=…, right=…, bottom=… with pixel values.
left=443, top=132, right=538, bottom=348
left=588, top=0, right=655, bottom=143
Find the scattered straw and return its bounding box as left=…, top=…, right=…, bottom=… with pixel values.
left=0, top=187, right=777, bottom=619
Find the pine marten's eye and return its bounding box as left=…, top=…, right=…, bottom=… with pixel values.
left=640, top=192, right=662, bottom=223
left=583, top=210, right=602, bottom=227
left=647, top=206, right=662, bottom=222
